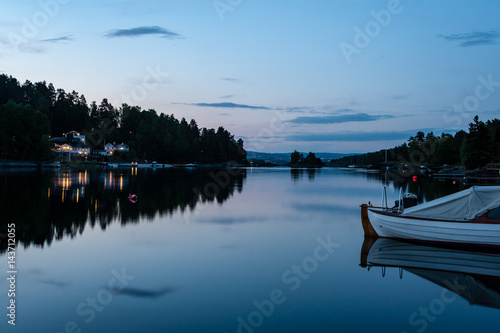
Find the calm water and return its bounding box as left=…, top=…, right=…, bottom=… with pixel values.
left=1, top=167, right=499, bottom=333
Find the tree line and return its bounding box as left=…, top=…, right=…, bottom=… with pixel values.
left=0, top=74, right=247, bottom=163
left=290, top=151, right=324, bottom=167
left=330, top=116, right=500, bottom=170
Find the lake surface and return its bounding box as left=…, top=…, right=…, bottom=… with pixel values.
left=1, top=167, right=499, bottom=333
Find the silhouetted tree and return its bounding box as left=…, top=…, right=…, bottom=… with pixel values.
left=290, top=150, right=302, bottom=165
left=461, top=116, right=491, bottom=169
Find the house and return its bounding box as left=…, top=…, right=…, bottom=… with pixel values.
left=116, top=143, right=130, bottom=152
left=66, top=131, right=86, bottom=145
left=50, top=131, right=90, bottom=157
left=104, top=142, right=130, bottom=156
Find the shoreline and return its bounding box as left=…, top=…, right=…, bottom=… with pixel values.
left=0, top=160, right=250, bottom=170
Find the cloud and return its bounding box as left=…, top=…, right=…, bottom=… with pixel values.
left=285, top=129, right=437, bottom=142
left=278, top=106, right=355, bottom=115
left=438, top=30, right=499, bottom=47
left=281, top=106, right=315, bottom=113
left=286, top=112, right=394, bottom=124
left=184, top=102, right=269, bottom=110
left=219, top=94, right=236, bottom=99
left=105, top=26, right=183, bottom=39
left=41, top=35, right=75, bottom=43
left=222, top=77, right=240, bottom=83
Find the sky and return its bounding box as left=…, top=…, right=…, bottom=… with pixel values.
left=1, top=0, right=499, bottom=153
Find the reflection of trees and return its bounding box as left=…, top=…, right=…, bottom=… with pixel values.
left=0, top=168, right=246, bottom=252
left=290, top=168, right=319, bottom=182
left=291, top=168, right=303, bottom=182
left=306, top=168, right=319, bottom=181
left=365, top=170, right=467, bottom=203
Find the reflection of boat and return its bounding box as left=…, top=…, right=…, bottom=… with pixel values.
left=361, top=186, right=500, bottom=246
left=360, top=238, right=500, bottom=309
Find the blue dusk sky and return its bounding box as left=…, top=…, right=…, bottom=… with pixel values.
left=1, top=0, right=499, bottom=153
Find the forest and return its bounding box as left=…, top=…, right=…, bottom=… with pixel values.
left=330, top=116, right=500, bottom=170
left=0, top=74, right=247, bottom=163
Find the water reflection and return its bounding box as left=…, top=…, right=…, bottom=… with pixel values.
left=290, top=168, right=319, bottom=182
left=54, top=170, right=89, bottom=202
left=107, top=286, right=176, bottom=299
left=347, top=168, right=468, bottom=203
left=0, top=168, right=246, bottom=252
left=361, top=238, right=500, bottom=310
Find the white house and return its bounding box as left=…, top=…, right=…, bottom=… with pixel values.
left=50, top=131, right=90, bottom=157
left=65, top=131, right=86, bottom=145
left=104, top=142, right=130, bottom=155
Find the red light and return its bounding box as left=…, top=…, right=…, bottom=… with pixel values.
left=413, top=176, right=417, bottom=182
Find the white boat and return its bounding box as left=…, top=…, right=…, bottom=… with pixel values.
left=361, top=186, right=500, bottom=246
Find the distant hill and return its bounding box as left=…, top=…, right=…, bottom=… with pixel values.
left=246, top=151, right=352, bottom=165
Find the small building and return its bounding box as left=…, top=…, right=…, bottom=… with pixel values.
left=116, top=143, right=130, bottom=152
left=65, top=131, right=86, bottom=145
left=104, top=142, right=130, bottom=156
left=50, top=131, right=90, bottom=157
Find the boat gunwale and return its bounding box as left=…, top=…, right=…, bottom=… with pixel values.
left=367, top=207, right=500, bottom=225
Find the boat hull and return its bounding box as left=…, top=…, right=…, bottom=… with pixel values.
left=367, top=208, right=500, bottom=246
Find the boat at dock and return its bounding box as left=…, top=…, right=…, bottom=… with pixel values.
left=361, top=186, right=500, bottom=246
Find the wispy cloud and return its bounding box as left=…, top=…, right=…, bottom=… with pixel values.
left=286, top=112, right=394, bottom=124
left=219, top=94, right=236, bottom=99
left=183, top=102, right=269, bottom=110
left=285, top=129, right=437, bottom=142
left=280, top=106, right=315, bottom=113
left=438, top=30, right=499, bottom=47
left=105, top=26, right=183, bottom=39
left=41, top=35, right=75, bottom=43
left=278, top=106, right=357, bottom=115
left=222, top=77, right=240, bottom=83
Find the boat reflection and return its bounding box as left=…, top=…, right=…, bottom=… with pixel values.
left=360, top=238, right=500, bottom=309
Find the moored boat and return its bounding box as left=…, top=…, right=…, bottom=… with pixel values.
left=361, top=186, right=500, bottom=246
